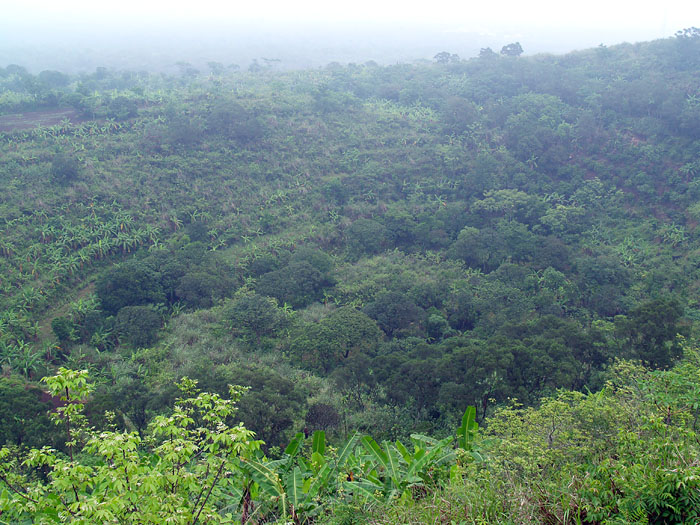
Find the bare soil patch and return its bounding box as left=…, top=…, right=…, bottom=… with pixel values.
left=0, top=108, right=87, bottom=132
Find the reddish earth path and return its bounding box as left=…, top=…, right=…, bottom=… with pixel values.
left=0, top=108, right=87, bottom=132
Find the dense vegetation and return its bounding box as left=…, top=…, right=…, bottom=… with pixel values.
left=1, top=29, right=700, bottom=522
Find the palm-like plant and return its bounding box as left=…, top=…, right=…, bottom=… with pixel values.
left=345, top=434, right=454, bottom=504
left=0, top=240, right=14, bottom=257
left=241, top=431, right=361, bottom=523
left=16, top=343, right=42, bottom=378
left=116, top=231, right=136, bottom=253
left=169, top=214, right=183, bottom=231
left=90, top=328, right=115, bottom=352
left=64, top=254, right=80, bottom=275
left=0, top=340, right=18, bottom=367
left=3, top=339, right=42, bottom=378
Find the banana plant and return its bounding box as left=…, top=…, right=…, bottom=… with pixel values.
left=345, top=433, right=454, bottom=504
left=456, top=405, right=488, bottom=464
left=457, top=406, right=478, bottom=451
left=239, top=430, right=361, bottom=523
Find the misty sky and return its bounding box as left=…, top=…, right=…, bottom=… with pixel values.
left=8, top=0, right=698, bottom=32
left=2, top=0, right=699, bottom=71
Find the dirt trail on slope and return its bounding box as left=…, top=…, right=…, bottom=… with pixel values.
left=36, top=283, right=96, bottom=341
left=0, top=109, right=87, bottom=132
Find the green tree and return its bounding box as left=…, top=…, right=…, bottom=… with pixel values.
left=346, top=219, right=390, bottom=258
left=115, top=305, right=162, bottom=348
left=107, top=95, right=138, bottom=120
left=363, top=292, right=424, bottom=337
left=0, top=377, right=54, bottom=448
left=51, top=316, right=77, bottom=343
left=291, top=307, right=383, bottom=373
left=500, top=42, right=524, bottom=57
left=38, top=70, right=69, bottom=88
left=448, top=226, right=505, bottom=273
left=235, top=366, right=306, bottom=450
left=434, top=52, right=460, bottom=64
left=206, top=99, right=263, bottom=143
left=222, top=292, right=284, bottom=343
left=576, top=255, right=631, bottom=317
left=96, top=260, right=165, bottom=316
left=305, top=402, right=341, bottom=433
left=256, top=261, right=333, bottom=308
left=289, top=246, right=334, bottom=274
left=176, top=271, right=221, bottom=309
left=50, top=152, right=81, bottom=183
left=479, top=47, right=498, bottom=59
left=626, top=296, right=685, bottom=368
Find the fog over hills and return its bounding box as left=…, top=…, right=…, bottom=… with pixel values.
left=2, top=0, right=697, bottom=72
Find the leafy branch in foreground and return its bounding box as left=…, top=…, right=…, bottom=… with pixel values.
left=0, top=368, right=260, bottom=524
left=0, top=367, right=483, bottom=524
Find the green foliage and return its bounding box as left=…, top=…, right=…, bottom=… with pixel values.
left=626, top=296, right=686, bottom=368
left=205, top=98, right=264, bottom=143
left=96, top=260, right=165, bottom=316
left=175, top=271, right=221, bottom=309
left=49, top=152, right=80, bottom=183
left=291, top=306, right=382, bottom=373
left=166, top=112, right=204, bottom=146
left=256, top=247, right=335, bottom=308
left=229, top=365, right=306, bottom=450
left=256, top=260, right=333, bottom=308
left=51, top=316, right=77, bottom=343
left=0, top=377, right=54, bottom=447
left=346, top=219, right=390, bottom=257
left=115, top=305, right=162, bottom=348
left=347, top=433, right=454, bottom=504
left=456, top=406, right=478, bottom=452
left=290, top=246, right=335, bottom=275
left=0, top=369, right=259, bottom=524
left=4, top=357, right=700, bottom=525
left=500, top=42, right=524, bottom=56
left=363, top=292, right=424, bottom=337
left=38, top=70, right=70, bottom=89
left=222, top=292, right=284, bottom=342
left=3, top=36, right=700, bottom=523
left=425, top=311, right=449, bottom=340
left=305, top=402, right=341, bottom=432
left=449, top=226, right=503, bottom=272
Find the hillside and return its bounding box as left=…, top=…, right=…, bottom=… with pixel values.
left=1, top=31, right=700, bottom=523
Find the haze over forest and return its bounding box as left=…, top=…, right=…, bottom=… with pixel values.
left=2, top=0, right=699, bottom=72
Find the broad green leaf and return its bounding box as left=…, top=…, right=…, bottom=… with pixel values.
left=457, top=406, right=478, bottom=450
left=411, top=433, right=438, bottom=447
left=284, top=432, right=304, bottom=457
left=383, top=442, right=401, bottom=484
left=406, top=436, right=452, bottom=479
left=298, top=457, right=311, bottom=473
left=312, top=430, right=325, bottom=457
left=470, top=450, right=486, bottom=462
left=245, top=460, right=284, bottom=498
left=335, top=432, right=361, bottom=472
left=286, top=467, right=303, bottom=507
left=311, top=451, right=326, bottom=469
left=345, top=480, right=383, bottom=505
left=361, top=436, right=387, bottom=471
left=305, top=463, right=332, bottom=498
left=395, top=440, right=411, bottom=463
